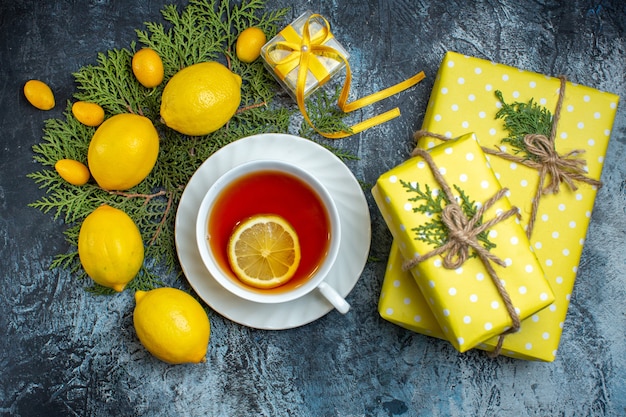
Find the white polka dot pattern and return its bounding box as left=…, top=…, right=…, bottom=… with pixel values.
left=377, top=51, right=618, bottom=362
left=372, top=133, right=554, bottom=353
left=378, top=242, right=447, bottom=340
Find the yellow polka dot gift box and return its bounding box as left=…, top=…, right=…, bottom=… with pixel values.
left=371, top=133, right=555, bottom=354
left=379, top=51, right=619, bottom=361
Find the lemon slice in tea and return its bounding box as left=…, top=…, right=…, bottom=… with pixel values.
left=227, top=214, right=301, bottom=289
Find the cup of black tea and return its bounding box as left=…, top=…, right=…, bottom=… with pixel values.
left=195, top=159, right=349, bottom=314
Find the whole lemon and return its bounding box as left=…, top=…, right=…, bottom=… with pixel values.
left=132, top=48, right=164, bottom=88
left=236, top=27, right=267, bottom=63
left=160, top=62, right=242, bottom=136
left=78, top=204, right=144, bottom=292
left=24, top=79, right=55, bottom=110
left=88, top=113, right=159, bottom=191
left=133, top=288, right=211, bottom=364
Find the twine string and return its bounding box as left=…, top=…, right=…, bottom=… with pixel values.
left=410, top=76, right=603, bottom=356
left=403, top=147, right=521, bottom=357
left=413, top=76, right=602, bottom=239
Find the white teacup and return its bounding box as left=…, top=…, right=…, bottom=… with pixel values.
left=195, top=159, right=349, bottom=314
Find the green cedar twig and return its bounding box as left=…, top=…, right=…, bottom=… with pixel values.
left=400, top=180, right=496, bottom=254
left=495, top=90, right=553, bottom=162
left=299, top=85, right=354, bottom=138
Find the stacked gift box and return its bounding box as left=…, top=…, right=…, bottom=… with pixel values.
left=374, top=51, right=619, bottom=361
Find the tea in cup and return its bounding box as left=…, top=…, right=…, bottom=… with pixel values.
left=195, top=159, right=349, bottom=313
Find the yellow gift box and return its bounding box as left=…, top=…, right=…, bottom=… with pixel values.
left=260, top=11, right=425, bottom=139
left=261, top=10, right=349, bottom=100
left=381, top=242, right=561, bottom=360
left=372, top=133, right=554, bottom=353
left=381, top=51, right=619, bottom=361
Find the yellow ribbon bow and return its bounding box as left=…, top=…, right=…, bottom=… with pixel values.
left=265, top=14, right=425, bottom=139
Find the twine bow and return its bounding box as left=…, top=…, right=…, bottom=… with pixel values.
left=264, top=13, right=425, bottom=139
left=522, top=134, right=592, bottom=194
left=414, top=76, right=602, bottom=239
left=404, top=147, right=521, bottom=357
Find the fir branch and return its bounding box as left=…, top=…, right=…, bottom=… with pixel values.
left=32, top=104, right=93, bottom=166
left=402, top=181, right=446, bottom=217
left=191, top=0, right=283, bottom=51
left=231, top=106, right=293, bottom=138
left=28, top=169, right=62, bottom=194
left=237, top=60, right=283, bottom=105
left=28, top=0, right=358, bottom=294
left=495, top=90, right=553, bottom=162
left=401, top=180, right=447, bottom=247
left=73, top=48, right=149, bottom=117
left=312, top=140, right=360, bottom=163
left=27, top=184, right=105, bottom=223
left=137, top=4, right=224, bottom=74
left=50, top=251, right=81, bottom=273
left=50, top=225, right=82, bottom=272
left=299, top=85, right=353, bottom=139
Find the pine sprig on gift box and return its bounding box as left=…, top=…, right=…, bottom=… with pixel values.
left=27, top=0, right=355, bottom=295
left=495, top=90, right=553, bottom=162
left=400, top=180, right=496, bottom=252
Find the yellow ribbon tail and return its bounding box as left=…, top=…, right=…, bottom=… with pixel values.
left=278, top=12, right=426, bottom=139
left=341, top=71, right=426, bottom=113
left=313, top=70, right=425, bottom=139
left=320, top=108, right=402, bottom=139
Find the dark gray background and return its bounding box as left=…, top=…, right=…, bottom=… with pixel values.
left=1, top=1, right=625, bottom=416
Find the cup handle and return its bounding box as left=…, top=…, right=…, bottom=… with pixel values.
left=317, top=281, right=350, bottom=314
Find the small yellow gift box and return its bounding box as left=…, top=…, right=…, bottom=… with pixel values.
left=260, top=11, right=425, bottom=139
left=372, top=133, right=554, bottom=353
left=261, top=10, right=349, bottom=100
left=381, top=51, right=619, bottom=361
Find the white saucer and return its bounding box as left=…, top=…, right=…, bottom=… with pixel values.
left=174, top=133, right=371, bottom=329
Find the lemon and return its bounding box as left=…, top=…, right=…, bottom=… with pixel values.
left=133, top=288, right=210, bottom=364
left=54, top=158, right=90, bottom=186
left=227, top=214, right=301, bottom=289
left=132, top=48, right=164, bottom=88
left=87, top=113, right=159, bottom=191
left=78, top=204, right=144, bottom=292
left=160, top=62, right=242, bottom=136
left=72, top=101, right=105, bottom=127
left=24, top=79, right=55, bottom=110
left=236, top=27, right=267, bottom=63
